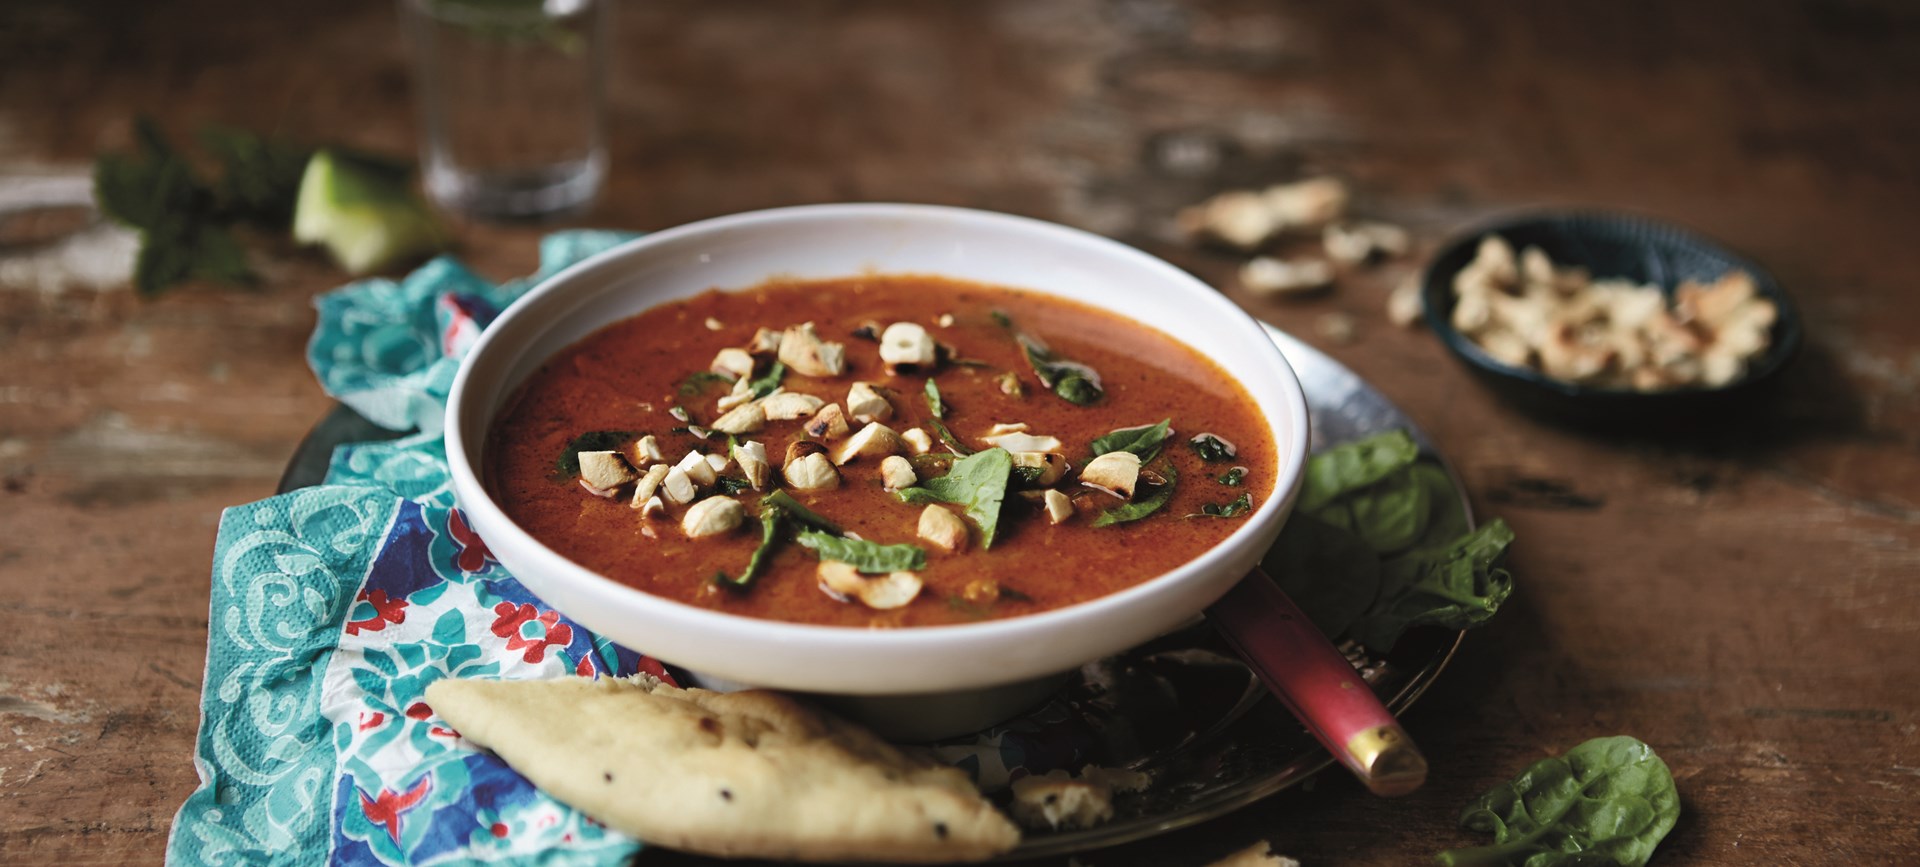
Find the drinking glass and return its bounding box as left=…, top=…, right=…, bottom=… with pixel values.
left=402, top=0, right=608, bottom=220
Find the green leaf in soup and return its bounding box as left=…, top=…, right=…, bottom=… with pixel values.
left=896, top=447, right=1013, bottom=548
left=714, top=476, right=752, bottom=495
left=555, top=430, right=638, bottom=476
left=1262, top=512, right=1382, bottom=637
left=1188, top=432, right=1237, bottom=462
left=1017, top=334, right=1105, bottom=406
left=1091, top=418, right=1172, bottom=462
left=747, top=361, right=787, bottom=399
left=1218, top=466, right=1248, bottom=486
left=924, top=378, right=945, bottom=419
left=1349, top=519, right=1515, bottom=651
left=1190, top=492, right=1254, bottom=519
left=1435, top=735, right=1679, bottom=867
left=793, top=529, right=927, bottom=574
left=678, top=370, right=731, bottom=397
left=926, top=417, right=975, bottom=456
left=759, top=489, right=841, bottom=534
left=1298, top=429, right=1420, bottom=512
left=1093, top=461, right=1178, bottom=527
left=716, top=500, right=789, bottom=589
left=1309, top=466, right=1433, bottom=554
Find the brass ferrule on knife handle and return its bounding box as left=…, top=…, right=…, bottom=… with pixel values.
left=1206, top=567, right=1429, bottom=797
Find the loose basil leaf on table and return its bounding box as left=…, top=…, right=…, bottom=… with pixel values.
left=554, top=430, right=638, bottom=476
left=1093, top=461, right=1178, bottom=527
left=794, top=530, right=928, bottom=574
left=1264, top=512, right=1382, bottom=637
left=1309, top=466, right=1433, bottom=554
left=1436, top=735, right=1680, bottom=867
left=1410, top=462, right=1471, bottom=550
left=1348, top=519, right=1515, bottom=651
left=1090, top=418, right=1172, bottom=462
left=896, top=447, right=1012, bottom=548
left=1297, top=429, right=1420, bottom=512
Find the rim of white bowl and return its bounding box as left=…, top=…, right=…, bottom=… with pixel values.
left=444, top=203, right=1311, bottom=687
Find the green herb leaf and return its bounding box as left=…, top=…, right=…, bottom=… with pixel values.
left=717, top=501, right=788, bottom=589
left=714, top=477, right=752, bottom=495
left=747, top=361, right=787, bottom=399
left=1187, top=432, right=1237, bottom=462
left=794, top=529, right=927, bottom=574
left=1436, top=736, right=1679, bottom=867
left=1091, top=418, right=1172, bottom=462
left=760, top=490, right=841, bottom=534
left=1190, top=492, right=1253, bottom=518
left=1218, top=466, right=1248, bottom=486
left=196, top=124, right=313, bottom=227
left=1263, top=513, right=1383, bottom=637
left=678, top=371, right=731, bottom=397
left=1017, top=334, right=1104, bottom=406
left=95, top=118, right=261, bottom=296
left=1308, top=466, right=1433, bottom=554
left=1349, top=519, right=1514, bottom=651
left=556, top=430, right=638, bottom=476
left=990, top=309, right=1012, bottom=328
left=924, top=378, right=945, bottom=419
left=896, top=448, right=1012, bottom=548
left=1409, top=462, right=1470, bottom=550
left=926, top=417, right=975, bottom=456
left=1298, top=430, right=1420, bottom=512
left=1093, top=461, right=1178, bottom=526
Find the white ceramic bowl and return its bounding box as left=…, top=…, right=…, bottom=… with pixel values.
left=446, top=204, right=1310, bottom=696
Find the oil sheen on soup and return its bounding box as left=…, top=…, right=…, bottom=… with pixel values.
left=486, top=275, right=1276, bottom=627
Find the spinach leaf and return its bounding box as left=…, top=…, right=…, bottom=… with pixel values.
left=1410, top=462, right=1470, bottom=550
left=1093, top=461, right=1178, bottom=527
left=927, top=417, right=975, bottom=456
left=1188, top=433, right=1237, bottom=462
left=1017, top=334, right=1104, bottom=406
left=1298, top=430, right=1420, bottom=512
left=677, top=370, right=731, bottom=397
left=896, top=448, right=1012, bottom=548
left=1091, top=418, right=1172, bottom=462
left=924, top=378, right=945, bottom=419
left=747, top=361, right=787, bottom=399
left=1218, top=466, right=1248, bottom=486
left=1436, top=736, right=1679, bottom=867
left=555, top=430, right=638, bottom=476
left=1349, top=519, right=1514, bottom=651
left=1190, top=493, right=1253, bottom=519
left=716, top=501, right=788, bottom=589
left=1309, top=466, right=1433, bottom=554
left=794, top=529, right=927, bottom=574
left=1263, top=513, right=1382, bottom=637
left=760, top=490, right=841, bottom=534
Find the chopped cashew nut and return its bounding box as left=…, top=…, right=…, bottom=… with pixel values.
left=961, top=579, right=999, bottom=605
left=1011, top=451, right=1068, bottom=485
left=1240, top=256, right=1334, bottom=296
left=901, top=427, right=933, bottom=454
left=705, top=452, right=731, bottom=474
left=577, top=451, right=637, bottom=491
left=629, top=464, right=670, bottom=509
left=803, top=403, right=851, bottom=440
left=845, top=382, right=894, bottom=424
left=761, top=391, right=825, bottom=421
left=637, top=495, right=666, bottom=519
left=783, top=452, right=840, bottom=491
left=732, top=440, right=771, bottom=490
left=1322, top=221, right=1410, bottom=265
left=681, top=497, right=744, bottom=539
left=747, top=327, right=783, bottom=356
left=1176, top=190, right=1278, bottom=251
left=983, top=430, right=1063, bottom=454
left=1081, top=451, right=1143, bottom=499
left=1387, top=276, right=1424, bottom=327
left=631, top=435, right=665, bottom=466
left=703, top=317, right=724, bottom=331
left=917, top=505, right=969, bottom=553
left=714, top=376, right=757, bottom=411
left=777, top=322, right=847, bottom=377
left=661, top=467, right=698, bottom=504
left=675, top=450, right=718, bottom=487
left=832, top=423, right=905, bottom=465
left=1263, top=177, right=1349, bottom=228
left=1043, top=489, right=1074, bottom=524
left=937, top=313, right=955, bottom=328
left=983, top=422, right=1029, bottom=436
left=879, top=455, right=917, bottom=491
left=709, top=347, right=755, bottom=381
left=817, top=562, right=923, bottom=610
left=878, top=322, right=938, bottom=371
left=709, top=400, right=766, bottom=435
left=579, top=479, right=617, bottom=499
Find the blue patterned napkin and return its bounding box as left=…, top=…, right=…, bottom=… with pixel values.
left=169, top=233, right=1091, bottom=866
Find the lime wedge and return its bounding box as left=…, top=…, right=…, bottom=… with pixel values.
left=293, top=149, right=443, bottom=275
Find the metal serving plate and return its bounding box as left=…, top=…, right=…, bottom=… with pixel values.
left=279, top=324, right=1466, bottom=862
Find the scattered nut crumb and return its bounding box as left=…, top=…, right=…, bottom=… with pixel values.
left=1315, top=312, right=1357, bottom=345
left=1323, top=221, right=1409, bottom=265
left=1386, top=275, right=1424, bottom=327
left=1240, top=256, right=1334, bottom=296
left=704, top=317, right=724, bottom=331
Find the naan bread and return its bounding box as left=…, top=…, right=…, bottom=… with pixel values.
left=424, top=675, right=1020, bottom=863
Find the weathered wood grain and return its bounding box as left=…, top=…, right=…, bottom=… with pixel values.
left=1, top=1, right=1915, bottom=864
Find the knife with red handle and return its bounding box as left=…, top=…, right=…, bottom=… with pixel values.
left=1207, top=566, right=1428, bottom=796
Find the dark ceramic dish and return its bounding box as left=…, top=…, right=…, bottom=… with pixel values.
left=1420, top=211, right=1802, bottom=424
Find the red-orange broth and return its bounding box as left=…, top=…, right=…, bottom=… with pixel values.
left=486, top=275, right=1275, bottom=627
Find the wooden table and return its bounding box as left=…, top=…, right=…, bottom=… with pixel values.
left=2, top=1, right=1916, bottom=864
